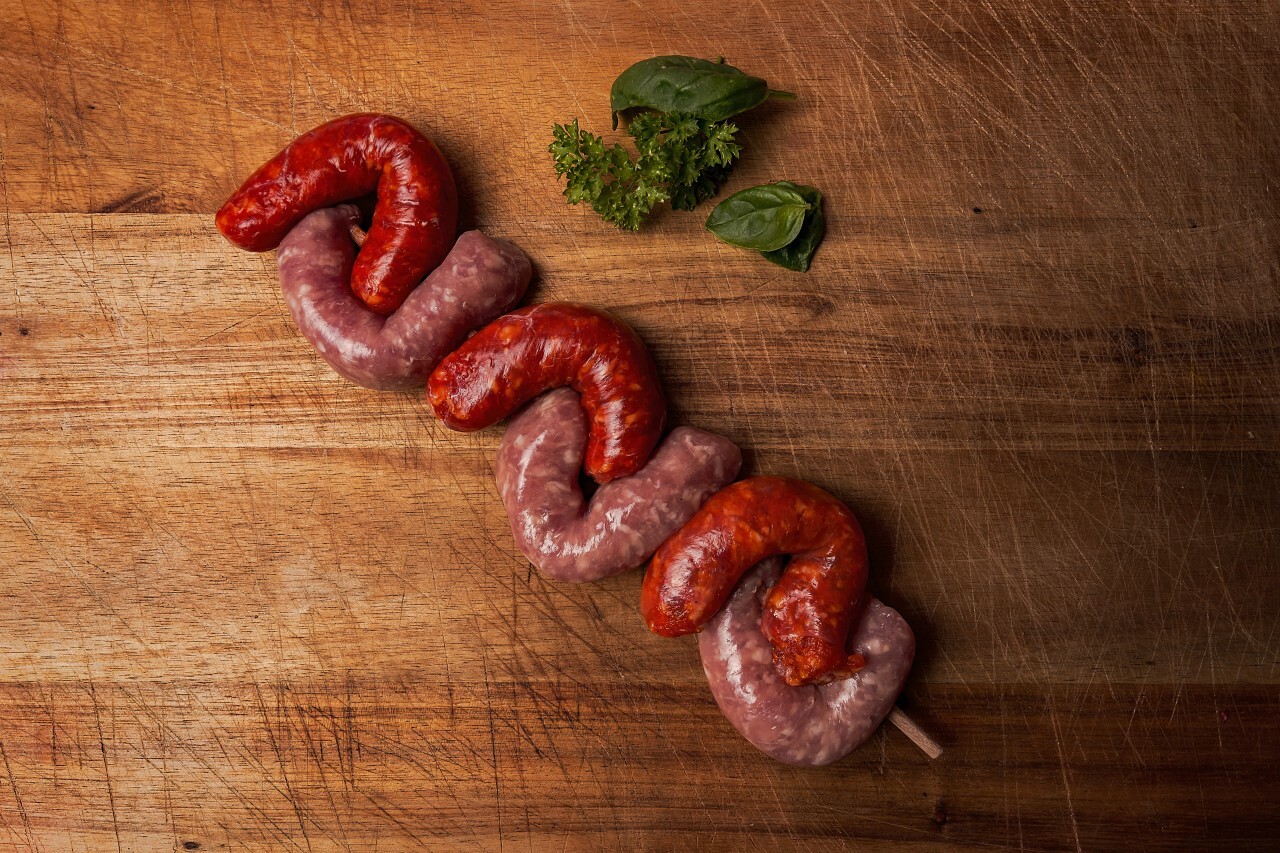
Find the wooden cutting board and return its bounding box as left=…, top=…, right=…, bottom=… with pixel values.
left=1, top=1, right=1277, bottom=849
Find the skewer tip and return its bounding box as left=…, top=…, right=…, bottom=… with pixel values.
left=888, top=706, right=943, bottom=759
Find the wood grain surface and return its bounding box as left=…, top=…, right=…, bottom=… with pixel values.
left=1, top=0, right=1278, bottom=849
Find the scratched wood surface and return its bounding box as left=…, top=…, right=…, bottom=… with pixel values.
left=1, top=0, right=1278, bottom=850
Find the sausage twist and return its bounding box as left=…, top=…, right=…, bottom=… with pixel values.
left=276, top=205, right=531, bottom=390
left=217, top=113, right=458, bottom=316
left=496, top=388, right=741, bottom=582
left=428, top=303, right=667, bottom=484
left=699, top=559, right=915, bottom=766
left=642, top=476, right=870, bottom=687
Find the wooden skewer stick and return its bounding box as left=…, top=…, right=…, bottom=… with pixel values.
left=888, top=707, right=943, bottom=759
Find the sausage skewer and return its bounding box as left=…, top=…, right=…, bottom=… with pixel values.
left=219, top=115, right=936, bottom=766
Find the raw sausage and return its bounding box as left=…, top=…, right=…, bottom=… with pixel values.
left=216, top=113, right=458, bottom=316
left=496, top=388, right=740, bottom=582
left=641, top=476, right=869, bottom=686
left=428, top=303, right=666, bottom=483
left=276, top=205, right=531, bottom=390
left=219, top=117, right=922, bottom=761
left=699, top=559, right=915, bottom=766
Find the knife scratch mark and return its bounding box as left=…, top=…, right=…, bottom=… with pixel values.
left=1048, top=699, right=1083, bottom=853
left=87, top=682, right=124, bottom=853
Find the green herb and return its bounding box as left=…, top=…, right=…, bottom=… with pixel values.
left=550, top=55, right=791, bottom=230
left=610, top=55, right=794, bottom=129
left=762, top=183, right=825, bottom=272
left=705, top=181, right=826, bottom=271
left=550, top=113, right=741, bottom=230
left=704, top=182, right=812, bottom=251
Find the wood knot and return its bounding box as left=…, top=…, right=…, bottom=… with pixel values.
left=182, top=843, right=201, bottom=850
left=1118, top=327, right=1151, bottom=368
left=97, top=188, right=167, bottom=214
left=795, top=292, right=836, bottom=318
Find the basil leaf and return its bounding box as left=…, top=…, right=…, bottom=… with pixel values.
left=610, top=55, right=793, bottom=128
left=762, top=182, right=825, bottom=271
left=705, top=182, right=812, bottom=252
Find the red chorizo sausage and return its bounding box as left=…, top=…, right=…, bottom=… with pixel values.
left=641, top=476, right=869, bottom=686
left=427, top=303, right=666, bottom=483
left=215, top=114, right=458, bottom=316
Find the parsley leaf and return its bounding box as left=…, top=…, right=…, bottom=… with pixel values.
left=550, top=113, right=741, bottom=230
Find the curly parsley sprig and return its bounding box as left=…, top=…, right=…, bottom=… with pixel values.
left=550, top=113, right=740, bottom=230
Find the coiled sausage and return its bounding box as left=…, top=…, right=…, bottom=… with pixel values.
left=699, top=559, right=915, bottom=766
left=496, top=388, right=740, bottom=582
left=216, top=113, right=458, bottom=316
left=429, top=303, right=666, bottom=483
left=276, top=205, right=531, bottom=390
left=641, top=476, right=869, bottom=686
